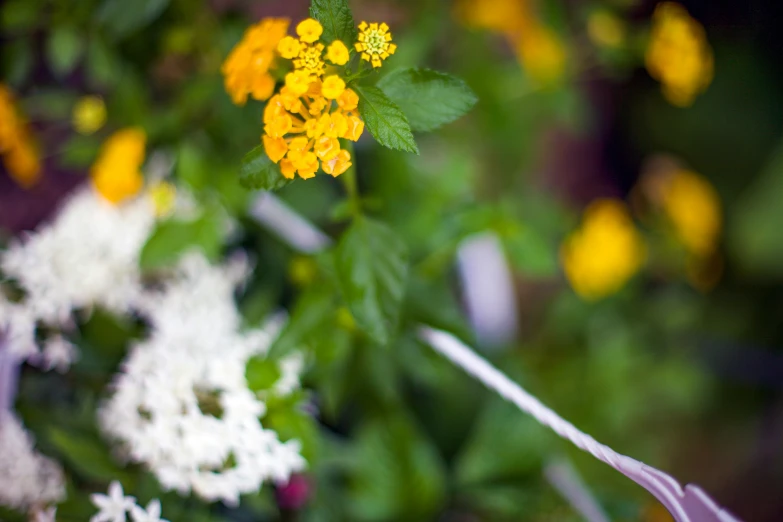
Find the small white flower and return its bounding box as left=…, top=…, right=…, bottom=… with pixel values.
left=37, top=335, right=79, bottom=373
left=90, top=481, right=136, bottom=522
left=130, top=499, right=169, bottom=522
left=31, top=506, right=57, bottom=522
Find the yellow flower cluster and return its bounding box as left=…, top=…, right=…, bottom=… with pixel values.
left=0, top=84, right=41, bottom=188
left=455, top=0, right=565, bottom=86
left=263, top=77, right=363, bottom=179
left=222, top=18, right=290, bottom=105
left=277, top=18, right=351, bottom=77
left=355, top=22, right=397, bottom=68
left=646, top=2, right=713, bottom=107
left=561, top=199, right=646, bottom=301
left=91, top=128, right=146, bottom=205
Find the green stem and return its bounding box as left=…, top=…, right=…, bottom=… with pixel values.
left=340, top=140, right=360, bottom=217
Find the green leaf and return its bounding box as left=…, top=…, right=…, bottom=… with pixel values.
left=46, top=26, right=83, bottom=77
left=139, top=213, right=222, bottom=270
left=355, top=85, right=419, bottom=154
left=309, top=0, right=357, bottom=46
left=2, top=0, right=39, bottom=32
left=335, top=216, right=409, bottom=345
left=245, top=356, right=282, bottom=393
left=268, top=286, right=336, bottom=359
left=48, top=428, right=131, bottom=482
left=97, top=0, right=169, bottom=39
left=240, top=144, right=292, bottom=191
left=378, top=68, right=478, bottom=132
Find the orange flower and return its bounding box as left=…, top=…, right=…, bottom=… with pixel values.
left=91, top=128, right=146, bottom=204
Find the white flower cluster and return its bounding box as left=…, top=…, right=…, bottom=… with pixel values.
left=99, top=254, right=307, bottom=505
left=0, top=413, right=65, bottom=509
left=0, top=188, right=156, bottom=368
left=91, top=481, right=168, bottom=522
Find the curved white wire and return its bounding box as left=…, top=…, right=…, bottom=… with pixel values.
left=418, top=326, right=741, bottom=522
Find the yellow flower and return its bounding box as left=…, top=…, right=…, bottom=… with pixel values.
left=221, top=18, right=290, bottom=105
left=645, top=2, right=713, bottom=107
left=91, top=128, right=146, bottom=204
left=149, top=181, right=177, bottom=217
left=261, top=79, right=363, bottom=180
left=661, top=170, right=721, bottom=257
left=285, top=70, right=314, bottom=96
left=72, top=95, right=106, bottom=135
left=296, top=18, right=323, bottom=44
left=277, top=36, right=301, bottom=59
left=321, top=75, right=346, bottom=99
left=516, top=24, right=567, bottom=86
left=0, top=84, right=41, bottom=188
left=355, top=22, right=397, bottom=68
left=561, top=199, right=646, bottom=301
left=293, top=42, right=326, bottom=76
left=587, top=10, right=626, bottom=49
left=326, top=40, right=350, bottom=65
left=455, top=0, right=530, bottom=34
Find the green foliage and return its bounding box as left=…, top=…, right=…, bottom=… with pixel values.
left=335, top=216, right=409, bottom=345
left=347, top=416, right=446, bottom=520
left=378, top=68, right=478, bottom=132
left=97, top=0, right=170, bottom=39
left=309, top=0, right=357, bottom=46
left=355, top=85, right=419, bottom=154
left=246, top=356, right=282, bottom=392
left=46, top=26, right=83, bottom=77
left=48, top=428, right=132, bottom=483
left=139, top=213, right=223, bottom=270
left=240, top=144, right=292, bottom=191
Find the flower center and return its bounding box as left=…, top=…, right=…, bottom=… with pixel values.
left=363, top=29, right=387, bottom=55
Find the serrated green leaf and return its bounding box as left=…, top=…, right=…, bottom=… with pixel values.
left=335, top=216, right=409, bottom=345
left=139, top=213, right=222, bottom=270
left=309, top=0, right=357, bottom=46
left=355, top=85, right=418, bottom=154
left=378, top=68, right=477, bottom=132
left=245, top=356, right=282, bottom=393
left=46, top=26, right=83, bottom=77
left=240, top=144, right=292, bottom=191
left=97, top=0, right=170, bottom=39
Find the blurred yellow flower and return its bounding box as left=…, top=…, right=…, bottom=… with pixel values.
left=517, top=24, right=567, bottom=86
left=0, top=84, right=41, bottom=188
left=221, top=18, right=290, bottom=105
left=91, top=128, right=146, bottom=204
left=149, top=181, right=177, bottom=217
left=662, top=170, right=721, bottom=257
left=355, top=22, right=396, bottom=68
left=326, top=40, right=350, bottom=65
left=645, top=2, right=713, bottom=107
left=72, top=95, right=107, bottom=135
left=587, top=10, right=626, bottom=49
left=263, top=79, right=362, bottom=180
left=561, top=199, right=646, bottom=300
left=455, top=0, right=530, bottom=34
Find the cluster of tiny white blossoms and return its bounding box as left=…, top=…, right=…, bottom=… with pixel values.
left=90, top=481, right=167, bottom=522
left=99, top=253, right=307, bottom=505
left=0, top=413, right=65, bottom=510
left=0, top=188, right=157, bottom=369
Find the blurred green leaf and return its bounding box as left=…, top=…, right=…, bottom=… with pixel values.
left=1, top=0, right=39, bottom=32
left=502, top=225, right=558, bottom=277
left=240, top=144, right=292, bottom=191
left=730, top=139, right=783, bottom=277
left=46, top=26, right=83, bottom=77
left=264, top=393, right=320, bottom=462
left=3, top=39, right=33, bottom=87
left=268, top=286, right=336, bottom=359
left=48, top=428, right=131, bottom=482
left=335, top=216, right=409, bottom=345
left=309, top=0, right=357, bottom=46
left=378, top=68, right=477, bottom=132
left=355, top=85, right=419, bottom=154
left=245, top=356, right=282, bottom=393
left=97, top=0, right=170, bottom=39
left=455, top=397, right=552, bottom=485
left=87, top=37, right=120, bottom=88
left=348, top=416, right=446, bottom=520
left=139, top=213, right=222, bottom=270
